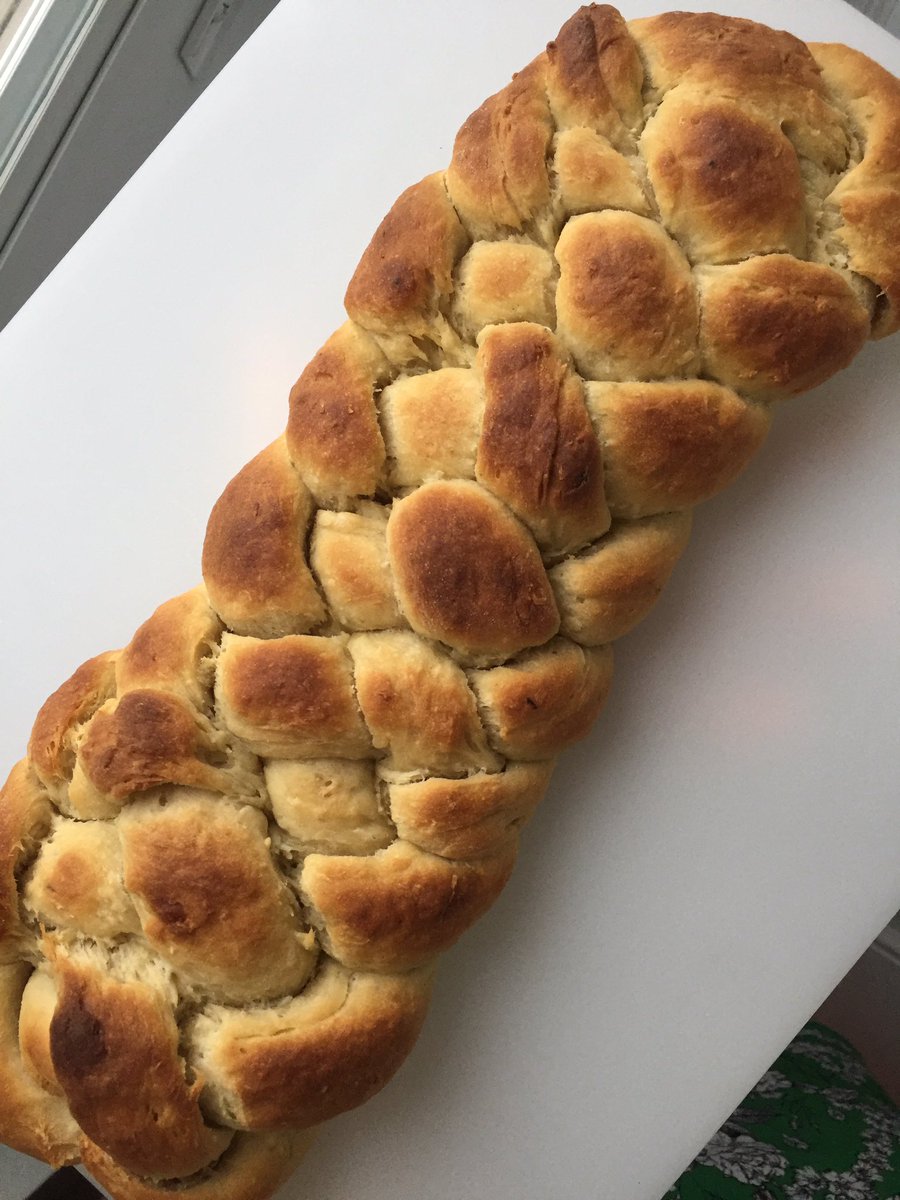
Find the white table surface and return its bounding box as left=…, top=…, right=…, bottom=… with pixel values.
left=1, top=2, right=898, bottom=1198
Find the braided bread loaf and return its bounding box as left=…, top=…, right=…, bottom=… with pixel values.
left=2, top=6, right=898, bottom=1198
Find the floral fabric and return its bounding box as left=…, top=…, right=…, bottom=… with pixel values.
left=664, top=1023, right=900, bottom=1200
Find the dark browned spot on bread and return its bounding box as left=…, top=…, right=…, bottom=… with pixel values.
left=49, top=955, right=231, bottom=1178
left=50, top=980, right=107, bottom=1075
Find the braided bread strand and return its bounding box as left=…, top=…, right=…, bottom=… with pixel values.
left=1, top=7, right=898, bottom=1199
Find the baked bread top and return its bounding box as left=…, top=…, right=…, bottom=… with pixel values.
left=1, top=7, right=898, bottom=1199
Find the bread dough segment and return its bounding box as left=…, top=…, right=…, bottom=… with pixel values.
left=549, top=512, right=693, bottom=646
left=475, top=322, right=610, bottom=557
left=697, top=256, right=871, bottom=398
left=309, top=505, right=404, bottom=632
left=191, top=960, right=432, bottom=1130
left=387, top=763, right=555, bottom=860
left=555, top=211, right=701, bottom=382
left=265, top=758, right=393, bottom=856
left=642, top=95, right=808, bottom=263
left=202, top=438, right=325, bottom=639
left=24, top=818, right=140, bottom=940
left=386, top=479, right=560, bottom=660
left=215, top=632, right=372, bottom=760
left=118, top=793, right=317, bottom=1003
left=300, top=839, right=517, bottom=972
left=380, top=367, right=483, bottom=487
left=586, top=380, right=771, bottom=517
left=47, top=940, right=232, bottom=1180
left=349, top=629, right=500, bottom=776
left=469, top=639, right=614, bottom=761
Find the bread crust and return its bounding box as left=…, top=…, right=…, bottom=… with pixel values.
left=191, top=963, right=433, bottom=1129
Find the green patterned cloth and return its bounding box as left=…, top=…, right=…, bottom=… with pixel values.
left=664, top=1023, right=900, bottom=1200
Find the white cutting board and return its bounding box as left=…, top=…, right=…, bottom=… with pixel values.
left=1, top=3, right=898, bottom=1198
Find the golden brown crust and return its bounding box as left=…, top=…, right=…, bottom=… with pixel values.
left=0, top=961, right=79, bottom=1166
left=49, top=946, right=231, bottom=1180
left=549, top=512, right=693, bottom=646
left=831, top=187, right=900, bottom=338
left=72, top=690, right=255, bottom=812
left=388, top=762, right=554, bottom=860
left=553, top=127, right=649, bottom=218
left=546, top=4, right=644, bottom=145
left=300, top=840, right=517, bottom=972
left=641, top=95, right=807, bottom=264
left=192, top=962, right=432, bottom=1130
left=698, top=256, right=871, bottom=398
left=116, top=589, right=222, bottom=709
left=476, top=322, right=610, bottom=556
left=811, top=44, right=900, bottom=186
left=587, top=381, right=771, bottom=517
left=809, top=42, right=900, bottom=336
left=345, top=173, right=469, bottom=342
left=81, top=1130, right=315, bottom=1200
left=215, top=632, right=372, bottom=759
left=349, top=630, right=500, bottom=775
left=470, top=639, right=614, bottom=761
left=387, top=479, right=560, bottom=659
left=118, top=795, right=316, bottom=1002
left=202, top=438, right=326, bottom=639
left=286, top=322, right=389, bottom=505
left=630, top=11, right=848, bottom=169
left=451, top=241, right=557, bottom=342
left=28, top=652, right=118, bottom=801
left=555, top=210, right=700, bottom=381
left=447, top=59, right=554, bottom=240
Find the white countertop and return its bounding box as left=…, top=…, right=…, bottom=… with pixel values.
left=1, top=3, right=898, bottom=1198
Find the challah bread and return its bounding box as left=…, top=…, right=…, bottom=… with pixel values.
left=1, top=7, right=898, bottom=1198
